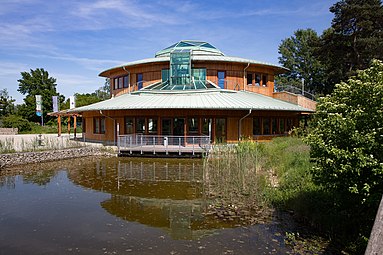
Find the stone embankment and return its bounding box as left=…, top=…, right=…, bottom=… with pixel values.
left=0, top=147, right=116, bottom=169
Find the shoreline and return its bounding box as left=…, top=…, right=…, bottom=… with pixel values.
left=0, top=146, right=116, bottom=169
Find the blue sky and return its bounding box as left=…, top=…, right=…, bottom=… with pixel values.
left=0, top=0, right=336, bottom=104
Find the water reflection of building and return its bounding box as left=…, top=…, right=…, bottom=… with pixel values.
left=68, top=159, right=233, bottom=240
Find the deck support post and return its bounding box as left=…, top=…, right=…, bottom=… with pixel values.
left=129, top=136, right=132, bottom=154
left=192, top=137, right=195, bottom=155
left=140, top=136, right=143, bottom=154
left=153, top=137, right=156, bottom=154
left=179, top=137, right=181, bottom=155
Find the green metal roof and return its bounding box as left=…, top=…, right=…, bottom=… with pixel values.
left=68, top=90, right=313, bottom=113
left=155, top=40, right=224, bottom=58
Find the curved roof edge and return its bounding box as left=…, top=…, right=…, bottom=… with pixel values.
left=99, top=56, right=288, bottom=77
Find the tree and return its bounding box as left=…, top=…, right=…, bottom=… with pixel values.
left=17, top=68, right=59, bottom=123
left=277, top=29, right=325, bottom=94
left=306, top=59, right=383, bottom=210
left=319, top=0, right=383, bottom=92
left=0, top=89, right=15, bottom=117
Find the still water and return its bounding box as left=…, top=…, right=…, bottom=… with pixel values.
left=0, top=157, right=290, bottom=255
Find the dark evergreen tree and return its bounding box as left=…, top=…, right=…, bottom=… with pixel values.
left=319, top=0, right=383, bottom=93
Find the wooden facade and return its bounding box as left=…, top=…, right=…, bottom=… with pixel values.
left=75, top=41, right=314, bottom=145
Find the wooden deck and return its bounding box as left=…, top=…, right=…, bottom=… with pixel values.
left=118, top=134, right=210, bottom=158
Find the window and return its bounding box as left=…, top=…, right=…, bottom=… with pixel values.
left=271, top=118, right=277, bottom=134
left=161, top=118, right=172, bottom=135
left=188, top=118, right=199, bottom=134
left=192, top=68, right=206, bottom=89
left=136, top=118, right=145, bottom=133
left=170, top=50, right=191, bottom=86
left=247, top=73, right=253, bottom=85
left=218, top=71, right=225, bottom=89
left=114, top=78, right=118, bottom=90
left=137, top=73, right=143, bottom=90
left=253, top=117, right=261, bottom=135
left=202, top=118, right=211, bottom=136
left=125, top=117, right=134, bottom=134
left=215, top=118, right=226, bottom=142
left=123, top=75, right=129, bottom=88
left=148, top=118, right=158, bottom=134
left=162, top=69, right=169, bottom=83
left=263, top=118, right=270, bottom=135
left=93, top=117, right=105, bottom=134
left=255, top=74, right=261, bottom=86
left=279, top=118, right=285, bottom=133
left=262, top=74, right=268, bottom=87
left=118, top=77, right=123, bottom=89
left=100, top=118, right=105, bottom=134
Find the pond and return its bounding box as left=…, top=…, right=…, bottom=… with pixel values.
left=0, top=157, right=292, bottom=254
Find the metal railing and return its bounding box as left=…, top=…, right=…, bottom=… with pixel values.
left=118, top=134, right=211, bottom=155
left=274, top=84, right=316, bottom=101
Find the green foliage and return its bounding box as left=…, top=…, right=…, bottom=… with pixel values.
left=306, top=60, right=383, bottom=207
left=277, top=29, right=325, bottom=94
left=0, top=89, right=15, bottom=117
left=2, top=115, right=32, bottom=132
left=17, top=68, right=60, bottom=123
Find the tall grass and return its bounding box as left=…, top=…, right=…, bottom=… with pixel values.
left=204, top=137, right=367, bottom=253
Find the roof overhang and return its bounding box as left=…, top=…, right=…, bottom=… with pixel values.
left=68, top=90, right=313, bottom=113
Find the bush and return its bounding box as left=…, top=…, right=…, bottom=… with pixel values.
left=2, top=115, right=32, bottom=132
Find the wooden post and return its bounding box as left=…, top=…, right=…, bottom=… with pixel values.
left=73, top=115, right=77, bottom=139
left=365, top=195, right=383, bottom=255
left=58, top=115, right=61, bottom=137
left=67, top=116, right=71, bottom=135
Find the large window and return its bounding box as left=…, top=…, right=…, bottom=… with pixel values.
left=137, top=73, right=143, bottom=90
left=113, top=75, right=129, bottom=90
left=188, top=118, right=199, bottom=134
left=255, top=74, right=261, bottom=86
left=192, top=68, right=206, bottom=89
left=136, top=118, right=145, bottom=133
left=125, top=117, right=134, bottom=134
left=215, top=118, right=226, bottom=142
left=253, top=117, right=261, bottom=135
left=162, top=69, right=169, bottom=83
left=279, top=118, right=285, bottom=133
left=218, top=71, right=225, bottom=89
left=123, top=75, right=129, bottom=88
left=262, top=74, right=268, bottom=87
left=93, top=117, right=105, bottom=134
left=263, top=118, right=270, bottom=135
left=202, top=118, right=211, bottom=136
left=148, top=118, right=158, bottom=134
left=271, top=118, right=277, bottom=134
left=170, top=50, right=191, bottom=87
left=247, top=73, right=253, bottom=85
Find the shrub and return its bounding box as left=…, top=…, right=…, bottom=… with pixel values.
left=2, top=115, right=32, bottom=132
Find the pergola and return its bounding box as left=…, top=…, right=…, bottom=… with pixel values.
left=47, top=110, right=82, bottom=137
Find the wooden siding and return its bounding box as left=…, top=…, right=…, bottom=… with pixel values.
left=82, top=109, right=301, bottom=144
left=108, top=61, right=278, bottom=97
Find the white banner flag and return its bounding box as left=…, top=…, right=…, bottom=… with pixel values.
left=52, top=96, right=58, bottom=112
left=35, top=95, right=42, bottom=111
left=70, top=96, right=76, bottom=109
